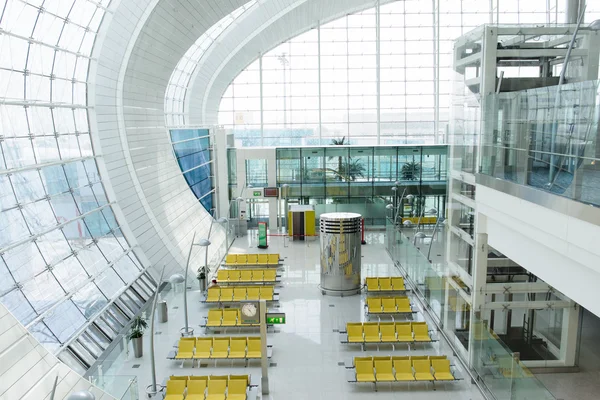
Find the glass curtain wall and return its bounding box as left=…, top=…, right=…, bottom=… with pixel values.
left=274, top=145, right=447, bottom=225
left=0, top=0, right=147, bottom=357
left=218, top=0, right=593, bottom=147
left=170, top=128, right=214, bottom=213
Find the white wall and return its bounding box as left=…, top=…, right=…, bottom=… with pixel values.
left=0, top=304, right=115, bottom=400
left=89, top=0, right=234, bottom=278
left=477, top=185, right=600, bottom=317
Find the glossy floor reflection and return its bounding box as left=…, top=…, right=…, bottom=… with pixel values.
left=107, top=232, right=484, bottom=399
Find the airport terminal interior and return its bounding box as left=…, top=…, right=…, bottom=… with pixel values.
left=2, top=0, right=600, bottom=399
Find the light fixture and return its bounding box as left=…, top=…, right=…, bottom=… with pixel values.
left=386, top=204, right=394, bottom=209
left=67, top=391, right=95, bottom=400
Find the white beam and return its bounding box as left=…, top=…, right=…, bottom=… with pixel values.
left=482, top=300, right=573, bottom=310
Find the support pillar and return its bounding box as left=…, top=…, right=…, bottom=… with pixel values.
left=260, top=300, right=269, bottom=395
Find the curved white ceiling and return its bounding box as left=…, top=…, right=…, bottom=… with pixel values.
left=185, top=0, right=394, bottom=126
left=89, top=0, right=389, bottom=276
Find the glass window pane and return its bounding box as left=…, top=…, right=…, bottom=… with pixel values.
left=3, top=241, right=47, bottom=283
left=43, top=300, right=86, bottom=343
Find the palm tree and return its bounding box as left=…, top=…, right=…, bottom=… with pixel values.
left=340, top=158, right=366, bottom=181
left=401, top=161, right=421, bottom=181
left=329, top=137, right=347, bottom=181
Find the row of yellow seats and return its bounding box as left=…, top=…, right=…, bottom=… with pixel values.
left=175, top=337, right=262, bottom=360
left=217, top=269, right=277, bottom=282
left=225, top=254, right=279, bottom=265
left=346, top=321, right=431, bottom=343
left=165, top=375, right=249, bottom=400
left=366, top=297, right=413, bottom=314
left=206, top=286, right=274, bottom=302
left=401, top=216, right=438, bottom=225
left=354, top=355, right=454, bottom=382
left=207, top=309, right=259, bottom=327
left=366, top=277, right=406, bottom=292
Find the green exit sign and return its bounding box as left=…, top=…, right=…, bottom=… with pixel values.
left=253, top=191, right=262, bottom=197
left=266, top=312, right=286, bottom=324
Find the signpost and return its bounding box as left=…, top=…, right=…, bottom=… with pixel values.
left=265, top=313, right=286, bottom=324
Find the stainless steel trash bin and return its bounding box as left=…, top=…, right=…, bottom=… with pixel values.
left=157, top=300, right=168, bottom=323
left=319, top=212, right=362, bottom=296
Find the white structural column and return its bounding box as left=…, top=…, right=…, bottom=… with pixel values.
left=214, top=127, right=230, bottom=217
left=259, top=53, right=265, bottom=147
left=375, top=0, right=381, bottom=144
left=317, top=21, right=322, bottom=144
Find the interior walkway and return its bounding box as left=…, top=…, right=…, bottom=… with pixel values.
left=105, top=232, right=483, bottom=399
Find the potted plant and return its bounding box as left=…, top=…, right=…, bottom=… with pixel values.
left=128, top=316, right=148, bottom=358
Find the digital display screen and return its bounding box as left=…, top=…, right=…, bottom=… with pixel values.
left=264, top=187, right=279, bottom=197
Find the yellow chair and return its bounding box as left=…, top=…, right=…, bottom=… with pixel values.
left=391, top=276, right=405, bottom=291
left=225, top=254, right=237, bottom=265
left=432, top=359, right=454, bottom=381
left=374, top=359, right=395, bottom=382
left=363, top=323, right=380, bottom=343
left=252, top=270, right=264, bottom=282
left=259, top=286, right=274, bottom=300
left=379, top=278, right=393, bottom=291
left=227, top=379, right=248, bottom=400
left=347, top=323, right=364, bottom=343
left=366, top=297, right=382, bottom=313
left=206, top=379, right=227, bottom=400
left=410, top=355, right=428, bottom=362
left=229, top=375, right=249, bottom=386
left=220, top=287, right=234, bottom=302
left=240, top=270, right=252, bottom=282
left=412, top=322, right=431, bottom=342
left=355, top=360, right=375, bottom=382
left=222, top=309, right=238, bottom=326
left=413, top=359, right=434, bottom=381
left=217, top=270, right=229, bottom=281
left=246, top=287, right=260, bottom=301
left=236, top=255, right=248, bottom=266
left=233, top=287, right=247, bottom=301
left=267, top=254, right=279, bottom=265
left=257, top=254, right=269, bottom=265
left=207, top=309, right=223, bottom=327
left=379, top=322, right=396, bottom=342
left=247, top=254, right=259, bottom=265
left=393, top=359, right=415, bottom=381
left=366, top=277, right=379, bottom=292
left=229, top=337, right=247, bottom=359
left=247, top=337, right=261, bottom=358
left=189, top=375, right=209, bottom=381
left=382, top=298, right=397, bottom=313
left=263, top=269, right=277, bottom=282
left=175, top=338, right=195, bottom=359
left=207, top=287, right=220, bottom=302
left=396, top=322, right=413, bottom=342
left=164, top=380, right=186, bottom=400
left=211, top=338, right=229, bottom=359
left=169, top=376, right=188, bottom=380
left=396, top=297, right=412, bottom=313
left=186, top=379, right=207, bottom=400
left=194, top=338, right=212, bottom=359
left=229, top=270, right=241, bottom=282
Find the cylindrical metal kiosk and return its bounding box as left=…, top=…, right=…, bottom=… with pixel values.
left=319, top=212, right=362, bottom=296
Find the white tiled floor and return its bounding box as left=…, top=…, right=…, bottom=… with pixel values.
left=106, top=232, right=484, bottom=399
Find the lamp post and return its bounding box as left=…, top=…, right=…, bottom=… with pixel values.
left=67, top=391, right=95, bottom=400
left=217, top=217, right=229, bottom=249
left=413, top=231, right=427, bottom=246
left=146, top=265, right=166, bottom=397
left=427, top=216, right=446, bottom=262
left=181, top=231, right=198, bottom=337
